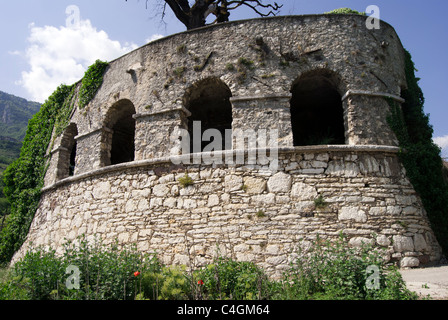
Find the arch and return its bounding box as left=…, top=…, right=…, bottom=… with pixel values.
left=104, top=99, right=136, bottom=166
left=290, top=69, right=346, bottom=146
left=57, top=123, right=78, bottom=179
left=183, top=77, right=233, bottom=152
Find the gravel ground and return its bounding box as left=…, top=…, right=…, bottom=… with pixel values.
left=399, top=265, right=448, bottom=300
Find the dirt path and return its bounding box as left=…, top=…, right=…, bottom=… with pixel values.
left=399, top=265, right=448, bottom=299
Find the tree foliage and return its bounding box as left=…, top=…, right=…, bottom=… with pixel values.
left=127, top=0, right=283, bottom=30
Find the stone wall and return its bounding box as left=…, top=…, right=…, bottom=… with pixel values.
left=13, top=146, right=442, bottom=277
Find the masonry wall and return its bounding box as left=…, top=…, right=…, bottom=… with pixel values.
left=14, top=147, right=442, bottom=277
left=14, top=15, right=444, bottom=274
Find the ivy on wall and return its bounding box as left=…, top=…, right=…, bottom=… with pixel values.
left=79, top=60, right=109, bottom=109
left=387, top=50, right=448, bottom=256
left=0, top=60, right=108, bottom=264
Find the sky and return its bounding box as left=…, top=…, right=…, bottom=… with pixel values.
left=0, top=0, right=447, bottom=158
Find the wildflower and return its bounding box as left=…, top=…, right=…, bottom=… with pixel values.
left=134, top=271, right=141, bottom=277
left=197, top=280, right=204, bottom=285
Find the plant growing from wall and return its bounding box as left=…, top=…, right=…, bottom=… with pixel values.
left=386, top=49, right=448, bottom=255
left=0, top=60, right=109, bottom=265
left=78, top=60, right=109, bottom=109
left=178, top=173, right=194, bottom=188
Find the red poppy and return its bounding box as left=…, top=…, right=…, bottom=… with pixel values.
left=197, top=280, right=204, bottom=285
left=134, top=271, right=141, bottom=277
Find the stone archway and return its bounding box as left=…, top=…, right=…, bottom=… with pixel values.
left=103, top=99, right=136, bottom=166
left=290, top=70, right=346, bottom=146
left=183, top=77, right=233, bottom=152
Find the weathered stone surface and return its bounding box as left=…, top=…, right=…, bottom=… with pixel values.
left=338, top=207, right=368, bottom=223
left=414, top=234, right=429, bottom=252
left=267, top=172, right=292, bottom=193
left=349, top=237, right=375, bottom=248
left=393, top=235, right=415, bottom=253
left=376, top=235, right=391, bottom=247
left=243, top=177, right=266, bottom=194
left=224, top=175, right=243, bottom=192
left=400, top=257, right=420, bottom=268
left=291, top=182, right=318, bottom=201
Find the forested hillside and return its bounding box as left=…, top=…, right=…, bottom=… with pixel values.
left=0, top=91, right=40, bottom=231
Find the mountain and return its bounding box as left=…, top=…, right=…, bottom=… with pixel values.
left=0, top=91, right=41, bottom=172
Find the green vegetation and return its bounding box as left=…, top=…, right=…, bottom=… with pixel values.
left=78, top=60, right=109, bottom=109
left=325, top=8, right=366, bottom=15
left=0, top=235, right=417, bottom=300
left=314, top=195, right=327, bottom=209
left=0, top=60, right=109, bottom=265
left=386, top=50, right=448, bottom=255
left=0, top=92, right=41, bottom=245
left=178, top=173, right=194, bottom=188
left=0, top=91, right=41, bottom=142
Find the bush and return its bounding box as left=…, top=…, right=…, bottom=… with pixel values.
left=0, top=237, right=419, bottom=300
left=195, top=256, right=272, bottom=300
left=277, top=235, right=417, bottom=300
left=2, top=237, right=160, bottom=300
left=139, top=265, right=190, bottom=300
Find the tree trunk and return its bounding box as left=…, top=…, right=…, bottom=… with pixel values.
left=185, top=13, right=206, bottom=30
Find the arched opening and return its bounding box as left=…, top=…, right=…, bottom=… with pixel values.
left=104, top=99, right=136, bottom=165
left=184, top=78, right=233, bottom=152
left=290, top=70, right=346, bottom=146
left=58, top=123, right=78, bottom=179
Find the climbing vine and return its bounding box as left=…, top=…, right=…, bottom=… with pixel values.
left=387, top=50, right=448, bottom=255
left=78, top=60, right=109, bottom=109
left=0, top=60, right=108, bottom=264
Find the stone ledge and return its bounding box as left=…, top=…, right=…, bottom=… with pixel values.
left=230, top=94, right=292, bottom=103
left=341, top=90, right=405, bottom=103
left=133, top=106, right=191, bottom=119
left=42, top=145, right=399, bottom=193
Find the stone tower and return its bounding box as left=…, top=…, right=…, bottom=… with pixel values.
left=13, top=15, right=442, bottom=277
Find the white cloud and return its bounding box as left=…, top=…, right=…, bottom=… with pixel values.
left=19, top=20, right=138, bottom=103
left=434, top=135, right=448, bottom=159
left=145, top=34, right=164, bottom=43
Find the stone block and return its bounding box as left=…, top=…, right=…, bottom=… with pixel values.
left=376, top=235, right=391, bottom=247
left=243, top=177, right=266, bottom=194
left=338, top=207, right=367, bottom=223
left=349, top=237, right=374, bottom=248
left=393, top=235, right=414, bottom=252
left=224, top=175, right=243, bottom=192
left=400, top=257, right=419, bottom=268
left=267, top=172, right=292, bottom=193
left=153, top=184, right=170, bottom=197
left=413, top=234, right=429, bottom=252
left=291, top=182, right=318, bottom=201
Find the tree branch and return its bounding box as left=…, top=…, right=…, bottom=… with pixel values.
left=226, top=0, right=282, bottom=17
left=163, top=0, right=191, bottom=26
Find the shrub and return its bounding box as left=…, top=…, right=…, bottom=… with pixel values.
left=178, top=173, right=194, bottom=188
left=139, top=265, right=190, bottom=300
left=277, top=235, right=417, bottom=300
left=195, top=256, right=272, bottom=300
left=3, top=237, right=160, bottom=300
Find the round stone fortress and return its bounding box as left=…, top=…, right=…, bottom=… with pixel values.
left=12, top=14, right=443, bottom=276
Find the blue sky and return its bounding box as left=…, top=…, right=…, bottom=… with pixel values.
left=0, top=0, right=447, bottom=157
